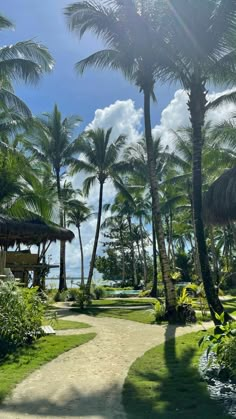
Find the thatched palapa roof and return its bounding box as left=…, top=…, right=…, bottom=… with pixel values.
left=0, top=215, right=75, bottom=246
left=204, top=167, right=236, bottom=225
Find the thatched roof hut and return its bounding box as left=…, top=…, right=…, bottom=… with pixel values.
left=0, top=215, right=75, bottom=247
left=204, top=167, right=236, bottom=225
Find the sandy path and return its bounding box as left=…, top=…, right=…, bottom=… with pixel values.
left=0, top=313, right=210, bottom=419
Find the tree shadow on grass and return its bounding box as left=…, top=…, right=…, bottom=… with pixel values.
left=0, top=383, right=125, bottom=418
left=123, top=325, right=230, bottom=419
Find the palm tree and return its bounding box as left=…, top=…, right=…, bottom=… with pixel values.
left=104, top=191, right=139, bottom=287
left=0, top=13, right=53, bottom=116
left=64, top=1, right=177, bottom=319
left=72, top=127, right=126, bottom=291
left=23, top=104, right=82, bottom=291
left=67, top=198, right=92, bottom=286
left=124, top=137, right=169, bottom=297
left=101, top=213, right=128, bottom=284
left=153, top=0, right=236, bottom=321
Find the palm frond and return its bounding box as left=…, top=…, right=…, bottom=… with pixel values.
left=206, top=90, right=236, bottom=111
left=0, top=89, right=31, bottom=117
left=0, top=41, right=54, bottom=73
left=0, top=14, right=14, bottom=30
left=83, top=175, right=97, bottom=197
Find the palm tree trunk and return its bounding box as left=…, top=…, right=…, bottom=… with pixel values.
left=209, top=225, right=220, bottom=289
left=188, top=79, right=226, bottom=323
left=139, top=216, right=148, bottom=286
left=143, top=88, right=176, bottom=319
left=190, top=199, right=202, bottom=281
left=170, top=210, right=176, bottom=269
left=128, top=215, right=138, bottom=287
left=86, top=181, right=104, bottom=292
left=56, top=169, right=67, bottom=292
left=150, top=212, right=158, bottom=298
left=78, top=226, right=84, bottom=287
left=120, top=227, right=125, bottom=284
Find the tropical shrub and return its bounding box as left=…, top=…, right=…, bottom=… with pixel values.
left=199, top=313, right=236, bottom=361
left=0, top=282, right=45, bottom=349
left=54, top=290, right=68, bottom=302
left=75, top=289, right=91, bottom=309
left=177, top=288, right=197, bottom=324
left=149, top=300, right=166, bottom=324
left=67, top=288, right=82, bottom=301
left=93, top=286, right=107, bottom=300
left=218, top=336, right=236, bottom=380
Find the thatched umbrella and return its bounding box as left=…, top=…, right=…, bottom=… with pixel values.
left=204, top=167, right=236, bottom=225
left=0, top=214, right=74, bottom=247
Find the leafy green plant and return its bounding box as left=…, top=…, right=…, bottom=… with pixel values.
left=186, top=284, right=208, bottom=320
left=0, top=282, right=45, bottom=349
left=75, top=289, right=91, bottom=309
left=93, top=286, right=107, bottom=300
left=178, top=288, right=192, bottom=305
left=199, top=312, right=236, bottom=359
left=67, top=288, right=82, bottom=301
left=54, top=290, right=68, bottom=302
left=149, top=300, right=165, bottom=324
left=218, top=336, right=236, bottom=380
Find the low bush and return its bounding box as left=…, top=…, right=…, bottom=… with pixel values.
left=151, top=300, right=166, bottom=323
left=93, top=286, right=107, bottom=300
left=54, top=290, right=68, bottom=302
left=0, top=282, right=45, bottom=350
left=67, top=288, right=82, bottom=301
left=219, top=336, right=236, bottom=380
left=75, top=289, right=92, bottom=309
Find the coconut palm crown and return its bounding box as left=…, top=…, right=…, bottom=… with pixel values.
left=0, top=13, right=54, bottom=116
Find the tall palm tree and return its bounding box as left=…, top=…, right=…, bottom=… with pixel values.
left=101, top=212, right=128, bottom=284
left=153, top=0, right=236, bottom=321
left=65, top=1, right=177, bottom=319
left=104, top=191, right=139, bottom=287
left=67, top=198, right=92, bottom=286
left=124, top=137, right=169, bottom=296
left=23, top=104, right=82, bottom=291
left=72, top=127, right=126, bottom=291
left=0, top=13, right=53, bottom=116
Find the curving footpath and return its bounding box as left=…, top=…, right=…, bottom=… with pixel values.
left=0, top=313, right=211, bottom=419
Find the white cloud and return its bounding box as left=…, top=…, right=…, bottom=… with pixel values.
left=153, top=87, right=236, bottom=150
left=86, top=99, right=143, bottom=143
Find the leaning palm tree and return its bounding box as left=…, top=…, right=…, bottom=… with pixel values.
left=23, top=104, right=82, bottom=291
left=64, top=1, right=177, bottom=319
left=72, top=127, right=126, bottom=292
left=67, top=198, right=92, bottom=286
left=153, top=0, right=236, bottom=321
left=0, top=13, right=53, bottom=116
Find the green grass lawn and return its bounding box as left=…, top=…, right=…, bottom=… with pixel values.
left=222, top=297, right=236, bottom=317
left=123, top=329, right=229, bottom=419
left=69, top=296, right=236, bottom=325
left=71, top=307, right=155, bottom=324
left=91, top=298, right=156, bottom=307
left=43, top=319, right=91, bottom=330
left=0, top=333, right=95, bottom=403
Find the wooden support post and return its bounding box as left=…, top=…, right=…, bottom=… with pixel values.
left=0, top=250, right=6, bottom=275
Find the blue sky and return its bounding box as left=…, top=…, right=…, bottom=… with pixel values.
left=2, top=0, right=176, bottom=129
